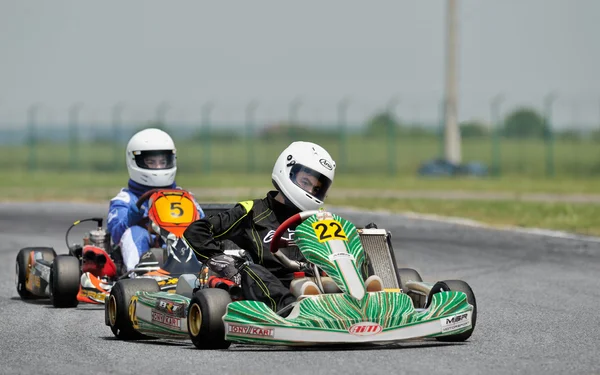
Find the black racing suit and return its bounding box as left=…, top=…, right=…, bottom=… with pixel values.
left=182, top=191, right=299, bottom=312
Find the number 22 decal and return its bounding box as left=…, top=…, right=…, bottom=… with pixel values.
left=312, top=220, right=348, bottom=243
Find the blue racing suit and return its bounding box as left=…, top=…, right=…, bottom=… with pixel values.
left=107, top=179, right=205, bottom=271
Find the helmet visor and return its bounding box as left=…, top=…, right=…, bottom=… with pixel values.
left=290, top=164, right=332, bottom=201
left=134, top=150, right=176, bottom=170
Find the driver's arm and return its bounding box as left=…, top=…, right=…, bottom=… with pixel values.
left=107, top=190, right=133, bottom=244
left=182, top=203, right=251, bottom=261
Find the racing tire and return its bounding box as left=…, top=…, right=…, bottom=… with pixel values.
left=397, top=268, right=423, bottom=291
left=427, top=280, right=477, bottom=342
left=188, top=288, right=232, bottom=350
left=107, top=278, right=160, bottom=340
left=15, top=247, right=56, bottom=299
left=50, top=255, right=81, bottom=308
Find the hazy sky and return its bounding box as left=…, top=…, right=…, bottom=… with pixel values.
left=1, top=0, right=599, bottom=128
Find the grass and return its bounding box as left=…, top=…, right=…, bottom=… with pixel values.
left=2, top=170, right=600, bottom=237
left=2, top=136, right=600, bottom=178
left=327, top=197, right=600, bottom=237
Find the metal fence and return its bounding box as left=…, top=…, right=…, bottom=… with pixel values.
left=1, top=96, right=599, bottom=178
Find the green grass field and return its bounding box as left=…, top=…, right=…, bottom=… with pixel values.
left=2, top=134, right=599, bottom=235
left=2, top=136, right=600, bottom=178
left=3, top=169, right=600, bottom=236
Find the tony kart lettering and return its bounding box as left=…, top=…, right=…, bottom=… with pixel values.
left=228, top=324, right=274, bottom=337
left=151, top=310, right=181, bottom=328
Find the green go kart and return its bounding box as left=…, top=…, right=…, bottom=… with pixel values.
left=108, top=209, right=476, bottom=348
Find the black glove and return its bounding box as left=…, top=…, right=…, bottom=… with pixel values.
left=206, top=254, right=243, bottom=280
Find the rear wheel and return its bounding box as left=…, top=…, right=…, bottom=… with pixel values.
left=188, top=288, right=232, bottom=349
left=50, top=255, right=81, bottom=308
left=397, top=268, right=423, bottom=291
left=15, top=247, right=56, bottom=299
left=428, top=280, right=477, bottom=342
left=397, top=268, right=424, bottom=307
left=107, top=278, right=160, bottom=340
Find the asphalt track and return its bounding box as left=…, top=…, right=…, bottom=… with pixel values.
left=1, top=202, right=599, bottom=374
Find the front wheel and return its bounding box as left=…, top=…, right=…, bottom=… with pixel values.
left=50, top=255, right=81, bottom=308
left=106, top=278, right=160, bottom=340
left=428, top=280, right=477, bottom=342
left=188, top=288, right=232, bottom=349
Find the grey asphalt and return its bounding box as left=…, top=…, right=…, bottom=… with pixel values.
left=0, top=202, right=599, bottom=374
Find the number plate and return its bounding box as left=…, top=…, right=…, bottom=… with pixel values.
left=311, top=219, right=348, bottom=243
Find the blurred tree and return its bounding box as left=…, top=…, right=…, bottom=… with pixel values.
left=502, top=107, right=547, bottom=138
left=460, top=120, right=490, bottom=138
left=365, top=112, right=401, bottom=137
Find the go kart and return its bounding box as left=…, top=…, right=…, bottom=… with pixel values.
left=105, top=209, right=477, bottom=347
left=15, top=189, right=206, bottom=308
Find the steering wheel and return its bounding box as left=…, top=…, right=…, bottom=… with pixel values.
left=136, top=188, right=162, bottom=210
left=269, top=210, right=318, bottom=271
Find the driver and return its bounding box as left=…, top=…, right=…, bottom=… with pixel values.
left=182, top=141, right=335, bottom=314
left=107, top=128, right=205, bottom=272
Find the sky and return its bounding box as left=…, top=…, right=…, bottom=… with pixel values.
left=1, top=0, right=599, bottom=129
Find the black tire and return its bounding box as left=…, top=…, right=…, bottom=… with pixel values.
left=427, top=280, right=477, bottom=342
left=107, top=278, right=160, bottom=340
left=50, top=255, right=81, bottom=308
left=397, top=268, right=423, bottom=291
left=188, top=288, right=232, bottom=349
left=16, top=247, right=56, bottom=299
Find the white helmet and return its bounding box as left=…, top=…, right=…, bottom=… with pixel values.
left=126, top=128, right=177, bottom=187
left=272, top=141, right=336, bottom=211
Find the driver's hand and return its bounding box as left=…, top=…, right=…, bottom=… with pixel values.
left=127, top=204, right=144, bottom=226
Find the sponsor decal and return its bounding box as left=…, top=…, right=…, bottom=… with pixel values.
left=156, top=299, right=185, bottom=316
left=129, top=296, right=139, bottom=329
left=157, top=278, right=179, bottom=287
left=440, top=311, right=471, bottom=333
left=328, top=252, right=355, bottom=262
left=80, top=289, right=106, bottom=300
left=263, top=228, right=295, bottom=244
left=348, top=322, right=383, bottom=336
left=151, top=310, right=181, bottom=328
left=106, top=209, right=118, bottom=224
left=228, top=324, right=274, bottom=337
left=319, top=158, right=333, bottom=170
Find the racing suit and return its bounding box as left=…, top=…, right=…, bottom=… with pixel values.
left=182, top=191, right=299, bottom=313
left=108, top=179, right=205, bottom=271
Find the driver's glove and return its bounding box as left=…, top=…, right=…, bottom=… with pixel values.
left=127, top=204, right=144, bottom=227
left=207, top=254, right=242, bottom=280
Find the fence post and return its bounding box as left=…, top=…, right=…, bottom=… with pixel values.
left=245, top=100, right=258, bottom=173
left=155, top=101, right=170, bottom=133
left=69, top=103, right=83, bottom=170
left=490, top=95, right=504, bottom=177
left=544, top=93, right=557, bottom=178
left=386, top=96, right=400, bottom=175
left=288, top=97, right=302, bottom=141
left=201, top=102, right=214, bottom=174
left=27, top=104, right=41, bottom=172
left=112, top=102, right=125, bottom=171
left=337, top=97, right=350, bottom=169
